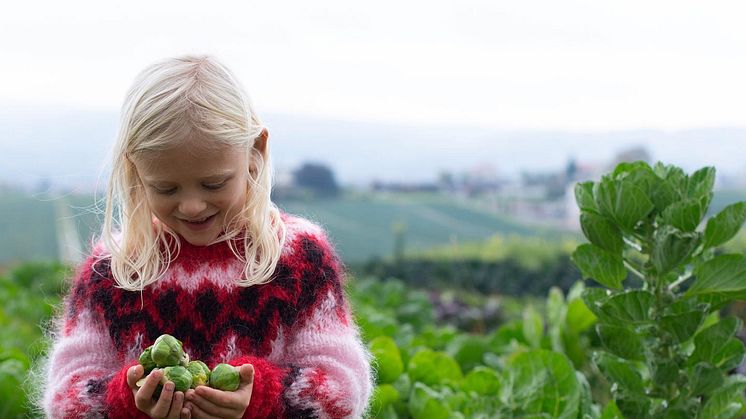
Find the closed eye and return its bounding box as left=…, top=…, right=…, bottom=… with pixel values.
left=154, top=187, right=176, bottom=195
left=204, top=182, right=227, bottom=190
left=151, top=182, right=226, bottom=194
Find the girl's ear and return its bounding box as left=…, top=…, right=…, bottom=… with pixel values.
left=253, top=128, right=269, bottom=157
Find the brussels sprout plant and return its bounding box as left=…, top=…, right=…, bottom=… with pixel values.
left=571, top=161, right=746, bottom=418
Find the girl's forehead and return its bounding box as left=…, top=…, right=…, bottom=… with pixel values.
left=134, top=143, right=248, bottom=180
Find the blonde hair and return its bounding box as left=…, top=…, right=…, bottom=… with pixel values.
left=97, top=54, right=286, bottom=291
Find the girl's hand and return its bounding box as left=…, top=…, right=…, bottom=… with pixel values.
left=127, top=364, right=190, bottom=419
left=184, top=364, right=254, bottom=419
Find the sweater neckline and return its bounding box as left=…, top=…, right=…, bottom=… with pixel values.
left=168, top=232, right=245, bottom=262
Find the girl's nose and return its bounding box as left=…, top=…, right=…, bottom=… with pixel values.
left=178, top=196, right=208, bottom=217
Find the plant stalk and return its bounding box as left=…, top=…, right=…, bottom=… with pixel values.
left=667, top=271, right=693, bottom=292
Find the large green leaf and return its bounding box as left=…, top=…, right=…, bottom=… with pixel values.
left=651, top=359, right=679, bottom=387
left=598, top=290, right=654, bottom=324
left=661, top=309, right=707, bottom=343
left=704, top=202, right=746, bottom=249
left=599, top=400, right=623, bottom=419
left=581, top=212, right=624, bottom=255
left=595, top=179, right=655, bottom=231
left=596, top=323, right=646, bottom=361
left=686, top=166, right=716, bottom=199
left=650, top=178, right=679, bottom=213
left=461, top=366, right=501, bottom=396
left=593, top=352, right=644, bottom=395
left=651, top=226, right=700, bottom=276
left=505, top=349, right=581, bottom=419
left=572, top=244, right=627, bottom=289
left=697, top=376, right=746, bottom=419
left=370, top=384, right=400, bottom=417
left=687, top=254, right=746, bottom=298
left=662, top=194, right=711, bottom=232
left=612, top=161, right=654, bottom=180
left=575, top=181, right=599, bottom=213
left=0, top=357, right=28, bottom=419
left=408, top=349, right=463, bottom=387
left=612, top=162, right=659, bottom=203
left=357, top=305, right=398, bottom=340
left=689, top=362, right=724, bottom=397
left=445, top=334, right=489, bottom=373
left=581, top=287, right=613, bottom=317
left=369, top=336, right=404, bottom=384
left=566, top=298, right=597, bottom=335
left=688, top=317, right=745, bottom=369
left=615, top=392, right=652, bottom=419
left=408, top=382, right=451, bottom=419
left=654, top=162, right=687, bottom=198
left=523, top=305, right=544, bottom=349
left=490, top=319, right=529, bottom=351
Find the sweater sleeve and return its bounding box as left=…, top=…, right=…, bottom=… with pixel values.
left=41, top=254, right=149, bottom=419
left=227, top=228, right=374, bottom=419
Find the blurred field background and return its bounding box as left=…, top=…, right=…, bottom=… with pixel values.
left=4, top=0, right=746, bottom=416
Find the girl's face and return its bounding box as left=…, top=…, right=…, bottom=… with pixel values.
left=132, top=139, right=254, bottom=246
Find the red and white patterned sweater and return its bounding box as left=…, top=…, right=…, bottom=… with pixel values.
left=41, top=213, right=373, bottom=418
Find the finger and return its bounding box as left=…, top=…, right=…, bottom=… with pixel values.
left=187, top=390, right=235, bottom=418
left=180, top=405, right=191, bottom=419
left=127, top=364, right=144, bottom=389
left=186, top=401, right=221, bottom=419
left=167, top=391, right=184, bottom=419
left=194, top=385, right=242, bottom=410
left=151, top=381, right=175, bottom=418
left=238, top=364, right=254, bottom=388
left=135, top=369, right=163, bottom=409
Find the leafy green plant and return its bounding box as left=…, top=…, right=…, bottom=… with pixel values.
left=571, top=161, right=746, bottom=418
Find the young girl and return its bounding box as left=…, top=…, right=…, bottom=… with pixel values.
left=40, top=55, right=373, bottom=418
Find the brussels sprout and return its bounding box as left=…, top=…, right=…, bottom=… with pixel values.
left=151, top=334, right=188, bottom=367
left=186, top=360, right=210, bottom=388
left=138, top=346, right=157, bottom=373
left=209, top=363, right=240, bottom=391
left=162, top=366, right=193, bottom=392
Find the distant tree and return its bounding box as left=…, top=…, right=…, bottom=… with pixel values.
left=292, top=162, right=340, bottom=198
left=565, top=158, right=577, bottom=182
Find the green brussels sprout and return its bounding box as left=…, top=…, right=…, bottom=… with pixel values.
left=138, top=346, right=157, bottom=373
left=209, top=363, right=240, bottom=391
left=186, top=360, right=210, bottom=388
left=162, top=366, right=193, bottom=392
left=151, top=334, right=188, bottom=367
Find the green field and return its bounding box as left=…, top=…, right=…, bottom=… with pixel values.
left=0, top=190, right=567, bottom=265
left=276, top=192, right=569, bottom=262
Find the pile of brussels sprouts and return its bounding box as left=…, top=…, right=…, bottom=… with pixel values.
left=136, top=334, right=240, bottom=394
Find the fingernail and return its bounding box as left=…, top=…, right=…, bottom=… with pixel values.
left=165, top=382, right=175, bottom=391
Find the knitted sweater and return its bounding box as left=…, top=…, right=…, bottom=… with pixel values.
left=42, top=213, right=374, bottom=418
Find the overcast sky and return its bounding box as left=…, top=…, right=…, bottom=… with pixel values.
left=2, top=0, right=745, bottom=131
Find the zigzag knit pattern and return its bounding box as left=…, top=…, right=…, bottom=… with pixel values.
left=42, top=214, right=373, bottom=419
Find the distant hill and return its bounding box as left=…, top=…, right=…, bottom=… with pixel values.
left=277, top=193, right=571, bottom=262
left=0, top=189, right=570, bottom=266
left=2, top=187, right=746, bottom=268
